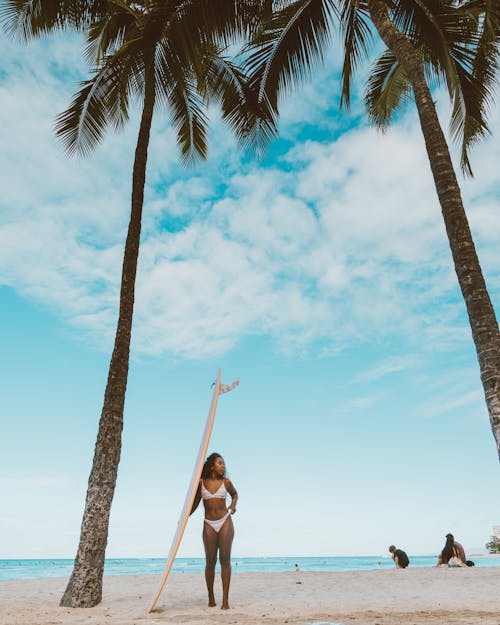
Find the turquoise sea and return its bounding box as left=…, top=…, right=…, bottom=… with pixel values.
left=2, top=555, right=500, bottom=582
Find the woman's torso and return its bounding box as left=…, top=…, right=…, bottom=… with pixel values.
left=201, top=478, right=229, bottom=520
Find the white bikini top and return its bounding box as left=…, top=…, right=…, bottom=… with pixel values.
left=201, top=479, right=227, bottom=500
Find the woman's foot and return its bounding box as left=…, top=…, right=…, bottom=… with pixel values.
left=221, top=602, right=230, bottom=610
left=208, top=593, right=216, bottom=607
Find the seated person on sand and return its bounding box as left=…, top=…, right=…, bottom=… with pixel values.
left=388, top=545, right=409, bottom=568
left=436, top=533, right=471, bottom=567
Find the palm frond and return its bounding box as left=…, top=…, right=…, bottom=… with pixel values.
left=55, top=76, right=112, bottom=157
left=0, top=0, right=109, bottom=40
left=460, top=0, right=499, bottom=174
left=168, top=79, right=209, bottom=165
left=387, top=0, right=498, bottom=175
left=448, top=54, right=491, bottom=176
left=423, top=0, right=495, bottom=175
left=55, top=44, right=142, bottom=156
left=365, top=49, right=412, bottom=127
left=201, top=53, right=259, bottom=147
left=165, top=0, right=262, bottom=49
left=338, top=0, right=374, bottom=109
left=155, top=40, right=208, bottom=164
left=243, top=0, right=337, bottom=151
left=84, top=6, right=139, bottom=65
left=469, top=0, right=499, bottom=82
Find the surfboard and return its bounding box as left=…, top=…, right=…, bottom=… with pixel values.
left=148, top=368, right=222, bottom=613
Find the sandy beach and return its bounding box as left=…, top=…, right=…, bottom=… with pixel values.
left=1, top=567, right=500, bottom=625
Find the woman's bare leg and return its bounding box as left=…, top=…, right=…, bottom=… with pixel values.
left=218, top=517, right=234, bottom=609
left=202, top=523, right=218, bottom=606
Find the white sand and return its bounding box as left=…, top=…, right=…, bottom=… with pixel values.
left=1, top=567, right=500, bottom=625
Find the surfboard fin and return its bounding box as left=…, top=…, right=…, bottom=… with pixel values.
left=219, top=378, right=240, bottom=394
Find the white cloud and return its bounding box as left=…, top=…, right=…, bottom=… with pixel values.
left=414, top=389, right=485, bottom=420
left=355, top=355, right=423, bottom=382
left=340, top=394, right=382, bottom=412
left=1, top=33, right=499, bottom=360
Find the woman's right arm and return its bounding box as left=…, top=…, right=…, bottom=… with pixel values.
left=190, top=483, right=202, bottom=515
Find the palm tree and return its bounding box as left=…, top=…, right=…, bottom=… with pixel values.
left=363, top=4, right=500, bottom=449
left=242, top=0, right=500, bottom=460
left=1, top=0, right=263, bottom=607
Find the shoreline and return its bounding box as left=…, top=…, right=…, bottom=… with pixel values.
left=2, top=553, right=499, bottom=582
left=2, top=567, right=500, bottom=625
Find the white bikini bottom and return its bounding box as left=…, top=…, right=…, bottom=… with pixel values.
left=204, top=511, right=231, bottom=533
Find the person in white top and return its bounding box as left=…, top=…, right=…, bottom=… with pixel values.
left=191, top=452, right=238, bottom=609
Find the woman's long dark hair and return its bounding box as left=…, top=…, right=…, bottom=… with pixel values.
left=201, top=452, right=225, bottom=479
left=441, top=534, right=455, bottom=564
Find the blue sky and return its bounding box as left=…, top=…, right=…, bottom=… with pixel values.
left=1, top=26, right=499, bottom=561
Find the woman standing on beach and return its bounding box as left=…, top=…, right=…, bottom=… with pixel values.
left=191, top=453, right=238, bottom=609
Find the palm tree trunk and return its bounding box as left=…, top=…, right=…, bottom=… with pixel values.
left=366, top=0, right=500, bottom=460
left=60, top=57, right=156, bottom=608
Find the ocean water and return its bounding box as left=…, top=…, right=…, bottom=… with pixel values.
left=1, top=555, right=500, bottom=582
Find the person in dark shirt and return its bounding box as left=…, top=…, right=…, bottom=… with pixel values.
left=389, top=544, right=409, bottom=568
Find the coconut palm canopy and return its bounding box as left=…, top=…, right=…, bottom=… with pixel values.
left=242, top=0, right=497, bottom=174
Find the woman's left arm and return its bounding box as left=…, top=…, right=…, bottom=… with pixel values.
left=226, top=479, right=238, bottom=514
